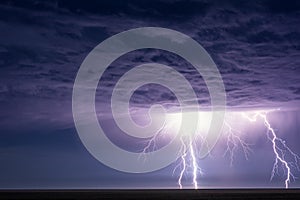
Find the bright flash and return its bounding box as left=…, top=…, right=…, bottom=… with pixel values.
left=165, top=111, right=212, bottom=136
left=140, top=108, right=299, bottom=189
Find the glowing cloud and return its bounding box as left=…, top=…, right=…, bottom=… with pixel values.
left=141, top=109, right=300, bottom=189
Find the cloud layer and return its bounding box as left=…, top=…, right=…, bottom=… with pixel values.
left=0, top=0, right=300, bottom=128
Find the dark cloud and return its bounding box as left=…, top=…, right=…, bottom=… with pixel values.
left=0, top=0, right=299, bottom=124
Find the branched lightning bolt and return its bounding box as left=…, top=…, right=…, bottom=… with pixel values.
left=242, top=110, right=300, bottom=188
left=139, top=121, right=169, bottom=162
left=173, top=136, right=202, bottom=189
left=223, top=121, right=253, bottom=166
left=140, top=109, right=299, bottom=189
left=177, top=137, right=187, bottom=189
left=141, top=119, right=202, bottom=189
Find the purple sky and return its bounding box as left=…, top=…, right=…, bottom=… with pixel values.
left=0, top=0, right=300, bottom=189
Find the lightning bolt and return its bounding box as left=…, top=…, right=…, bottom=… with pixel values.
left=177, top=137, right=187, bottom=189
left=139, top=126, right=162, bottom=159
left=223, top=121, right=253, bottom=166
left=140, top=128, right=198, bottom=190
left=242, top=110, right=300, bottom=188
left=140, top=114, right=202, bottom=189
left=189, top=140, right=199, bottom=189
left=173, top=136, right=202, bottom=189
left=139, top=121, right=171, bottom=163
left=140, top=109, right=299, bottom=189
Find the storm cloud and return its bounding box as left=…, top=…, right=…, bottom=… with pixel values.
left=1, top=0, right=300, bottom=130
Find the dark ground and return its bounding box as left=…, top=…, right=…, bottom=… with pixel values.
left=0, top=189, right=300, bottom=200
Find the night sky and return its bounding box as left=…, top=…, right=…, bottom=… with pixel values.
left=0, top=0, right=300, bottom=189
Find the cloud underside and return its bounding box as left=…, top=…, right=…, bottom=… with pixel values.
left=0, top=0, right=299, bottom=126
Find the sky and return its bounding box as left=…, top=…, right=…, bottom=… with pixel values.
left=0, top=0, right=300, bottom=189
